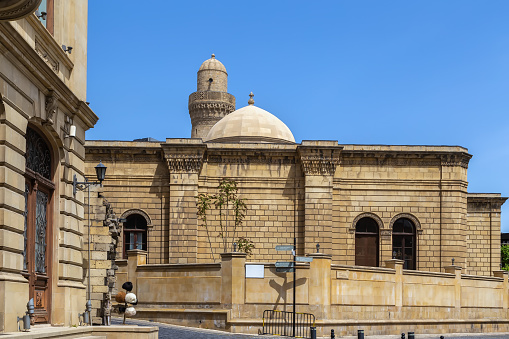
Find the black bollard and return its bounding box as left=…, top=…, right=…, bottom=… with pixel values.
left=408, top=332, right=415, bottom=339
left=440, top=337, right=444, bottom=339
left=331, top=329, right=335, bottom=339
left=401, top=333, right=405, bottom=339
left=358, top=329, right=364, bottom=339
left=310, top=326, right=317, bottom=339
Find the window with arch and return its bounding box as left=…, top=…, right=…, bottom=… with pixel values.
left=355, top=217, right=379, bottom=267
left=123, top=214, right=148, bottom=258
left=392, top=218, right=416, bottom=270
left=24, top=126, right=54, bottom=323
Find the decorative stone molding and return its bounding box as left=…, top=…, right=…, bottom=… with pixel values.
left=440, top=153, right=471, bottom=169
left=467, top=194, right=508, bottom=211
left=389, top=213, right=423, bottom=234
left=121, top=209, right=153, bottom=228
left=298, top=145, right=341, bottom=176
left=44, top=90, right=58, bottom=125
left=0, top=0, right=42, bottom=21
left=162, top=143, right=206, bottom=174
left=349, top=212, right=384, bottom=234
left=35, top=39, right=59, bottom=73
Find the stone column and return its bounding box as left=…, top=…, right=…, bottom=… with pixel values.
left=298, top=142, right=341, bottom=255
left=494, top=270, right=508, bottom=310
left=439, top=154, right=471, bottom=271
left=308, top=252, right=332, bottom=320
left=385, top=259, right=404, bottom=307
left=220, top=252, right=246, bottom=308
left=162, top=140, right=206, bottom=263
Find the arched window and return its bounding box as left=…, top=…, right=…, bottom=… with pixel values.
left=392, top=218, right=416, bottom=270
left=123, top=214, right=148, bottom=258
left=355, top=217, right=379, bottom=267
left=24, top=126, right=54, bottom=323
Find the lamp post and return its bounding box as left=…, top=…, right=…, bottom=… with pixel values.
left=73, top=161, right=107, bottom=326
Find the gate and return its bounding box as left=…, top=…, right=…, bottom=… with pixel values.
left=262, top=310, right=315, bottom=338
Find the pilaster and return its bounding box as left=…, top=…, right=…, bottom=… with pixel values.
left=298, top=142, right=341, bottom=255
left=162, top=140, right=206, bottom=263
left=308, top=253, right=332, bottom=319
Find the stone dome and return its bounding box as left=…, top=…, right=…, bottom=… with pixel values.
left=199, top=54, right=227, bottom=73
left=204, top=93, right=295, bottom=144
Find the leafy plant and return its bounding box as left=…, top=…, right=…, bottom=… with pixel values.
left=501, top=245, right=509, bottom=271
left=196, top=179, right=252, bottom=260
left=237, top=237, right=254, bottom=256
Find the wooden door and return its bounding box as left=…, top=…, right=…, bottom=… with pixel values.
left=355, top=234, right=378, bottom=267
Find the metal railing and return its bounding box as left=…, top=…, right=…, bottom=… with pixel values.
left=262, top=310, right=315, bottom=338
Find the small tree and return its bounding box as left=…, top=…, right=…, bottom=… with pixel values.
left=502, top=245, right=509, bottom=270
left=196, top=179, right=251, bottom=261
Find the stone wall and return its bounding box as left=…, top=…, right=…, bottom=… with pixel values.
left=117, top=250, right=509, bottom=336
left=85, top=139, right=505, bottom=275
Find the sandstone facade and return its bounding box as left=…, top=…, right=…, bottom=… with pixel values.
left=85, top=55, right=506, bottom=278
left=0, top=1, right=98, bottom=332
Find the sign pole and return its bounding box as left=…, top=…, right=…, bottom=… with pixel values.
left=293, top=237, right=296, bottom=337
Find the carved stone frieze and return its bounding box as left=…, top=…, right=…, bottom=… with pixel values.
left=298, top=146, right=341, bottom=176
left=162, top=144, right=206, bottom=174
left=166, top=154, right=204, bottom=173
left=206, top=154, right=295, bottom=165
left=35, top=39, right=59, bottom=73
left=440, top=154, right=471, bottom=169
left=0, top=0, right=42, bottom=21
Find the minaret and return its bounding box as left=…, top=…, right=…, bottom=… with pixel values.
left=188, top=54, right=236, bottom=139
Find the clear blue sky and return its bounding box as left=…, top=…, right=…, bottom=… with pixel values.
left=87, top=1, right=509, bottom=231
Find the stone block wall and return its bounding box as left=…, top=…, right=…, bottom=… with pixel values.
left=467, top=194, right=506, bottom=276
left=83, top=186, right=121, bottom=324
left=85, top=141, right=169, bottom=264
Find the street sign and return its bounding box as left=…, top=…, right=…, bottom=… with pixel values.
left=295, top=256, right=313, bottom=263
left=275, top=245, right=294, bottom=251
left=275, top=261, right=294, bottom=268
left=276, top=267, right=295, bottom=273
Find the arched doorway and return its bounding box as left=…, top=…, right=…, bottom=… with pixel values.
left=355, top=217, right=379, bottom=267
left=24, top=126, right=54, bottom=323
left=123, top=214, right=148, bottom=258
left=392, top=218, right=416, bottom=270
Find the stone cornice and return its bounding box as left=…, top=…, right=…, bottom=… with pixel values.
left=340, top=150, right=472, bottom=169
left=467, top=194, right=507, bottom=210
left=297, top=143, right=342, bottom=176
left=0, top=21, right=98, bottom=128
left=162, top=141, right=206, bottom=174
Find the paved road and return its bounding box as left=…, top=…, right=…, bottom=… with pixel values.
left=113, top=318, right=509, bottom=339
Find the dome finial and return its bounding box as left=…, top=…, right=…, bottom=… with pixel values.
left=248, top=92, right=255, bottom=105
left=211, top=53, right=215, bottom=59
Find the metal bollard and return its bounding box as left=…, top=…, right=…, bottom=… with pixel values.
left=440, top=336, right=444, bottom=339
left=408, top=332, right=415, bottom=339
left=310, top=326, right=317, bottom=339
left=401, top=333, right=405, bottom=339
left=358, top=329, right=364, bottom=339
left=331, top=329, right=335, bottom=338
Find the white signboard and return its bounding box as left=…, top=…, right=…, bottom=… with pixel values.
left=245, top=264, right=265, bottom=279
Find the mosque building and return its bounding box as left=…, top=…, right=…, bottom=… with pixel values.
left=85, top=54, right=506, bottom=276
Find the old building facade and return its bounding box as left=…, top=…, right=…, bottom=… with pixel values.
left=85, top=55, right=506, bottom=277
left=0, top=0, right=98, bottom=332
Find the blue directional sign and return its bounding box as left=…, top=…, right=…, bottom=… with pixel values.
left=295, top=256, right=313, bottom=263
left=275, top=261, right=294, bottom=268
left=275, top=245, right=294, bottom=251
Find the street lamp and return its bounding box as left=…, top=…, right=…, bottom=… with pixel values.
left=73, top=161, right=107, bottom=326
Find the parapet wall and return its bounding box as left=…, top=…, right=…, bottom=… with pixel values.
left=117, top=251, right=509, bottom=336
